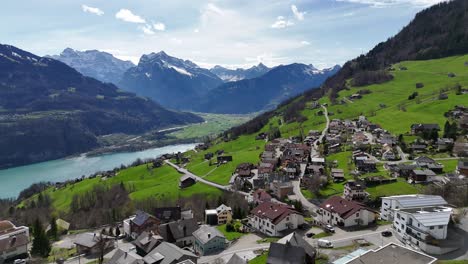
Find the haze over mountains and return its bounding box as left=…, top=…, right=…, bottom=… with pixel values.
left=0, top=44, right=202, bottom=168
left=51, top=49, right=340, bottom=113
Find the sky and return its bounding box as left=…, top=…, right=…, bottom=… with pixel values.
left=0, top=0, right=446, bottom=69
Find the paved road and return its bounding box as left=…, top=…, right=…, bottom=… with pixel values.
left=164, top=160, right=251, bottom=198
left=314, top=105, right=330, bottom=150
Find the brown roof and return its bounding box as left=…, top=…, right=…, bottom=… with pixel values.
left=0, top=221, right=15, bottom=234
left=250, top=202, right=300, bottom=225
left=253, top=189, right=272, bottom=203
left=320, top=196, right=373, bottom=219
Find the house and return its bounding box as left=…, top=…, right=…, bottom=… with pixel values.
left=204, top=153, right=214, bottom=160
left=266, top=243, right=309, bottom=264
left=331, top=168, right=345, bottom=181
left=414, top=156, right=436, bottom=167
left=453, top=142, right=468, bottom=157
left=382, top=149, right=396, bottom=161
left=109, top=248, right=144, bottom=264
left=252, top=189, right=272, bottom=204
left=205, top=209, right=218, bottom=226
left=380, top=195, right=447, bottom=221
left=343, top=181, right=368, bottom=201
left=133, top=231, right=163, bottom=256
left=248, top=202, right=304, bottom=237
left=411, top=144, right=428, bottom=153
left=158, top=219, right=198, bottom=248
left=236, top=163, right=254, bottom=177
left=457, top=160, right=468, bottom=176
left=409, top=169, right=436, bottom=183
left=270, top=181, right=294, bottom=200
left=179, top=175, right=196, bottom=189
left=216, top=204, right=233, bottom=225
left=317, top=196, right=377, bottom=227
left=411, top=124, right=440, bottom=135
left=311, top=157, right=325, bottom=166
left=217, top=155, right=233, bottom=164
left=356, top=160, right=377, bottom=173
left=334, top=243, right=437, bottom=264
left=124, top=211, right=161, bottom=239
left=74, top=232, right=116, bottom=255
left=393, top=206, right=453, bottom=254
left=0, top=221, right=29, bottom=262
left=154, top=207, right=193, bottom=223
left=193, top=225, right=227, bottom=255
left=397, top=164, right=418, bottom=178
left=143, top=242, right=198, bottom=264
left=276, top=232, right=316, bottom=262
left=226, top=253, right=247, bottom=264
left=437, top=138, right=454, bottom=151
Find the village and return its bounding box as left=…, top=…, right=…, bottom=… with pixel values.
left=1, top=104, right=468, bottom=264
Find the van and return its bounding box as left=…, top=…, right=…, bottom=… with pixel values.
left=317, top=239, right=333, bottom=248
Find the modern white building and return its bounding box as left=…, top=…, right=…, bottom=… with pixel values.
left=380, top=195, right=447, bottom=221
left=317, top=196, right=377, bottom=227
left=248, top=202, right=304, bottom=237
left=0, top=220, right=29, bottom=262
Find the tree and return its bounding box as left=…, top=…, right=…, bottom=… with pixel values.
left=47, top=216, right=58, bottom=241
left=31, top=218, right=51, bottom=257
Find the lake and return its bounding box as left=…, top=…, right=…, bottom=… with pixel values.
left=0, top=143, right=198, bottom=199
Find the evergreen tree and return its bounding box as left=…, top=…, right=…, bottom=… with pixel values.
left=47, top=216, right=58, bottom=241
left=31, top=218, right=51, bottom=257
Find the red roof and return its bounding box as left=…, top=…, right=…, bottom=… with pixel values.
left=0, top=221, right=14, bottom=234
left=250, top=202, right=299, bottom=225
left=319, top=196, right=372, bottom=219
left=253, top=189, right=272, bottom=203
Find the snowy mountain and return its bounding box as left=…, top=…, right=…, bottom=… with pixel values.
left=49, top=48, right=134, bottom=85
left=210, top=63, right=270, bottom=82
left=119, top=51, right=223, bottom=110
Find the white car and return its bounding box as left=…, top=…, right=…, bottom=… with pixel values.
left=317, top=239, right=334, bottom=248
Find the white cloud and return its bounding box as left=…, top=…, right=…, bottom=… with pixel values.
left=336, top=0, right=447, bottom=7
left=153, top=22, right=166, bottom=31
left=301, top=40, right=310, bottom=45
left=194, top=28, right=199, bottom=33
left=291, top=5, right=305, bottom=21
left=140, top=24, right=155, bottom=35
left=271, top=16, right=294, bottom=29
left=81, top=5, right=104, bottom=16
left=115, top=9, right=146, bottom=23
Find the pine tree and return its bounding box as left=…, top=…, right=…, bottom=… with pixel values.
left=31, top=218, right=51, bottom=257
left=47, top=216, right=58, bottom=241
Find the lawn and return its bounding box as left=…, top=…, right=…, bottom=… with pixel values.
left=217, top=222, right=245, bottom=241
left=366, top=179, right=420, bottom=199
left=42, top=164, right=223, bottom=213
left=437, top=159, right=459, bottom=174
left=256, top=237, right=279, bottom=244
left=249, top=252, right=268, bottom=264
left=312, top=232, right=332, bottom=239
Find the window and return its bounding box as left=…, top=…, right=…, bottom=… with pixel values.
left=397, top=213, right=401, bottom=220
left=356, top=213, right=359, bottom=217
left=430, top=226, right=434, bottom=230
left=438, top=225, right=443, bottom=229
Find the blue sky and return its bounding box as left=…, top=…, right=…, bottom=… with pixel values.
left=0, top=0, right=445, bottom=69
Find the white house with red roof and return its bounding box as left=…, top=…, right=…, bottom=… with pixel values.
left=317, top=196, right=377, bottom=227
left=248, top=202, right=304, bottom=236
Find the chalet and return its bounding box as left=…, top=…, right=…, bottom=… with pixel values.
left=415, top=156, right=436, bottom=167
left=154, top=207, right=193, bottom=223
left=283, top=162, right=299, bottom=178
left=226, top=254, right=247, bottom=264
left=276, top=232, right=316, bottom=262
left=343, top=181, right=368, bottom=201
left=453, top=142, right=468, bottom=157
left=124, top=211, right=160, bottom=239
left=457, top=160, right=468, bottom=176
left=252, top=189, right=272, bottom=204
left=306, top=164, right=324, bottom=176
left=216, top=204, right=233, bottom=225
left=409, top=169, right=436, bottom=183
left=0, top=221, right=29, bottom=262
left=217, top=155, right=233, bottom=164
left=270, top=181, right=294, bottom=200
left=267, top=243, right=309, bottom=264
left=317, top=196, right=377, bottom=227
left=179, top=175, right=196, bottom=189
left=382, top=149, right=396, bottom=160
left=258, top=162, right=274, bottom=176
left=331, top=168, right=345, bottom=181
left=437, top=138, right=454, bottom=151
left=356, top=160, right=377, bottom=173
left=248, top=202, right=304, bottom=236
left=158, top=219, right=198, bottom=248
left=411, top=124, right=440, bottom=135
left=133, top=231, right=163, bottom=256
left=236, top=163, right=254, bottom=177
left=74, top=233, right=116, bottom=255
left=144, top=242, right=198, bottom=264
left=411, top=144, right=428, bottom=153
left=204, top=153, right=214, bottom=160
left=109, top=248, right=143, bottom=264
left=253, top=178, right=266, bottom=190
left=193, top=225, right=227, bottom=255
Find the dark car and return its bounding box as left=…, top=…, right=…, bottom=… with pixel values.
left=381, top=230, right=392, bottom=237
left=306, top=232, right=315, bottom=238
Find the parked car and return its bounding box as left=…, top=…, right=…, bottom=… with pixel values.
left=306, top=232, right=315, bottom=238
left=317, top=239, right=334, bottom=248
left=381, top=230, right=392, bottom=237
left=324, top=224, right=335, bottom=233
left=14, top=260, right=27, bottom=264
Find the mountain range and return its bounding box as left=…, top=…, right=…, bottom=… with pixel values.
left=49, top=48, right=134, bottom=85
left=209, top=63, right=270, bottom=82
left=0, top=44, right=202, bottom=168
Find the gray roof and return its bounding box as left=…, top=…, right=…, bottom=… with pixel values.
left=143, top=242, right=197, bottom=264
left=383, top=195, right=447, bottom=208
left=401, top=207, right=452, bottom=227
left=109, top=249, right=144, bottom=264
left=158, top=219, right=198, bottom=243
left=276, top=232, right=315, bottom=258
left=133, top=211, right=153, bottom=226
left=74, top=233, right=114, bottom=248
left=226, top=254, right=247, bottom=264
left=192, top=225, right=225, bottom=245
left=267, top=243, right=306, bottom=264
left=346, top=243, right=437, bottom=264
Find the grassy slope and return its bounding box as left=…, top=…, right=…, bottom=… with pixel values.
left=43, top=164, right=222, bottom=213
left=319, top=55, right=468, bottom=135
